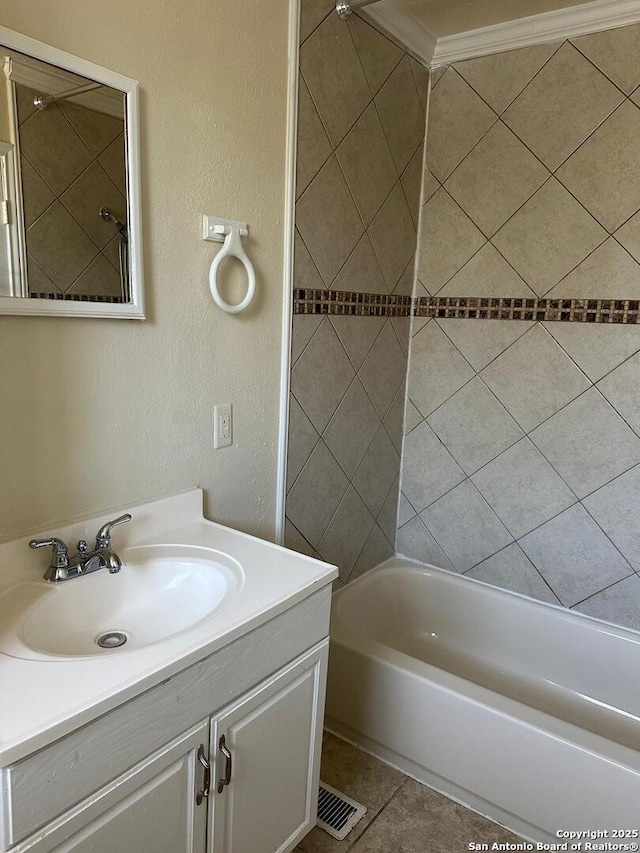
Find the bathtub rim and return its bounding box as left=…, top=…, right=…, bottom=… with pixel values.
left=336, top=557, right=640, bottom=644
left=330, top=558, right=640, bottom=770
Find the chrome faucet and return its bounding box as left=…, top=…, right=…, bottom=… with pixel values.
left=29, top=513, right=132, bottom=582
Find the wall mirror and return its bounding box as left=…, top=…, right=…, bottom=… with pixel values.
left=0, top=26, right=144, bottom=318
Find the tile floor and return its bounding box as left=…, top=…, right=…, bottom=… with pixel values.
left=296, top=732, right=523, bottom=853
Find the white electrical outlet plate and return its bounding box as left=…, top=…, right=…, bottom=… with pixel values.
left=214, top=403, right=233, bottom=449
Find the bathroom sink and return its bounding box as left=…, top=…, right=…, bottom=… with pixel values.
left=0, top=545, right=243, bottom=660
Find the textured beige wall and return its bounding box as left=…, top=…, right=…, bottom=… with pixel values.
left=0, top=0, right=291, bottom=540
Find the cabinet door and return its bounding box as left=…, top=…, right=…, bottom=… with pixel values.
left=21, top=721, right=209, bottom=853
left=209, top=641, right=328, bottom=853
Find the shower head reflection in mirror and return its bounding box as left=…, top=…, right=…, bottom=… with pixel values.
left=0, top=25, right=144, bottom=318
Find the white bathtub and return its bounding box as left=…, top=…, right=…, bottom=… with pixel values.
left=325, top=559, right=640, bottom=842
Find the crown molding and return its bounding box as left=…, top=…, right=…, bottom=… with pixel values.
left=361, top=1, right=436, bottom=67
left=431, top=0, right=640, bottom=67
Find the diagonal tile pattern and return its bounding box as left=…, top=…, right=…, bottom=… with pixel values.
left=287, top=6, right=427, bottom=582
left=16, top=82, right=126, bottom=300
left=401, top=22, right=640, bottom=630
left=290, top=15, right=640, bottom=631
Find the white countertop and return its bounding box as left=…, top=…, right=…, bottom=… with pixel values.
left=0, top=490, right=337, bottom=766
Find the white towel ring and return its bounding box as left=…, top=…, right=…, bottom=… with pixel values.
left=204, top=217, right=256, bottom=314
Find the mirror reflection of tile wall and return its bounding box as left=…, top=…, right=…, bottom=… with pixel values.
left=16, top=83, right=127, bottom=300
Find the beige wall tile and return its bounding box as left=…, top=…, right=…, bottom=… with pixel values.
left=284, top=519, right=315, bottom=558
left=332, top=234, right=387, bottom=294
left=519, top=504, right=632, bottom=606
left=396, top=515, right=455, bottom=569
left=492, top=178, right=607, bottom=295
left=323, top=377, right=380, bottom=478
left=286, top=439, right=349, bottom=547
left=425, top=68, right=496, bottom=182
left=296, top=74, right=332, bottom=198
left=287, top=394, right=320, bottom=492
left=572, top=23, right=640, bottom=95
left=427, top=377, right=524, bottom=475
left=480, top=324, right=591, bottom=433
left=543, top=323, right=640, bottom=384
left=546, top=238, right=640, bottom=299
left=67, top=253, right=122, bottom=298
left=353, top=425, right=400, bottom=516
left=467, top=543, right=560, bottom=604
left=471, top=437, right=576, bottom=538
left=317, top=485, right=375, bottom=581
left=556, top=101, right=640, bottom=232
left=350, top=523, right=394, bottom=580
left=291, top=314, right=322, bottom=365
left=383, top=382, right=407, bottom=452
left=376, top=57, right=425, bottom=173
left=20, top=156, right=54, bottom=228
left=409, top=57, right=430, bottom=109
left=421, top=167, right=439, bottom=206
left=60, top=100, right=124, bottom=156
left=401, top=144, right=424, bottom=227
left=454, top=41, right=561, bottom=114
left=336, top=104, right=397, bottom=226
left=445, top=120, right=549, bottom=237
left=583, top=465, right=640, bottom=570
left=299, top=0, right=332, bottom=44
left=438, top=243, right=535, bottom=298
left=300, top=12, right=370, bottom=146
left=290, top=317, right=355, bottom=432
left=407, top=320, right=474, bottom=417
left=19, top=103, right=93, bottom=195
left=530, top=388, right=640, bottom=499
left=347, top=13, right=403, bottom=96
left=330, top=314, right=385, bottom=369
left=401, top=419, right=465, bottom=513
left=597, top=351, right=640, bottom=435
left=368, top=182, right=416, bottom=289
left=420, top=480, right=513, bottom=572
left=296, top=156, right=364, bottom=284
left=417, top=188, right=485, bottom=292
left=573, top=575, right=640, bottom=633
left=98, top=133, right=126, bottom=194
left=502, top=42, right=623, bottom=170
left=26, top=256, right=59, bottom=295
left=359, top=320, right=407, bottom=418
left=26, top=201, right=98, bottom=289
left=436, top=318, right=535, bottom=372
left=61, top=162, right=126, bottom=249
left=377, top=476, right=400, bottom=542
left=615, top=210, right=640, bottom=262
left=294, top=228, right=324, bottom=291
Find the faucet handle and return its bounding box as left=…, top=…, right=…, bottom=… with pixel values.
left=95, top=513, right=131, bottom=548
left=29, top=537, right=70, bottom=568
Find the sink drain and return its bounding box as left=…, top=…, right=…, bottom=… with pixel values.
left=96, top=631, right=128, bottom=649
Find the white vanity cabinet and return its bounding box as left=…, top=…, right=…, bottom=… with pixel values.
left=1, top=589, right=331, bottom=853
left=209, top=645, right=326, bottom=853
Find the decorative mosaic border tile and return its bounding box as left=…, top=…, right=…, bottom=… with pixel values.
left=29, top=292, right=124, bottom=304
left=293, top=289, right=411, bottom=316
left=293, top=290, right=640, bottom=324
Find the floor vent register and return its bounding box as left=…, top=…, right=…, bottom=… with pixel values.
left=316, top=782, right=367, bottom=840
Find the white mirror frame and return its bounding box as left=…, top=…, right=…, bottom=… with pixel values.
left=0, top=25, right=144, bottom=319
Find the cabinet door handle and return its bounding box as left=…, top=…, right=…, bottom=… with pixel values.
left=217, top=734, right=232, bottom=793
left=196, top=744, right=210, bottom=805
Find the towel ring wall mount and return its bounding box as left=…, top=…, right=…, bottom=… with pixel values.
left=203, top=215, right=256, bottom=314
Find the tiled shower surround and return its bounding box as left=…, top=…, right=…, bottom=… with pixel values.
left=287, top=8, right=640, bottom=631
left=16, top=83, right=127, bottom=300
left=400, top=23, right=640, bottom=631
left=284, top=0, right=427, bottom=582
